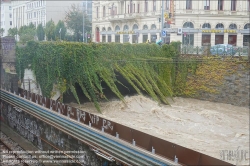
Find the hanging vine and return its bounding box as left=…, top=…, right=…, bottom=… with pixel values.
left=16, top=41, right=197, bottom=112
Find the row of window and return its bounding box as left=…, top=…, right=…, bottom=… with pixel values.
left=0, top=21, right=12, bottom=26
left=101, top=22, right=250, bottom=32
left=97, top=0, right=250, bottom=18
left=27, top=0, right=45, bottom=10
left=1, top=13, right=12, bottom=19
left=187, top=0, right=250, bottom=11
left=1, top=6, right=12, bottom=10
left=184, top=34, right=249, bottom=46
left=27, top=10, right=45, bottom=19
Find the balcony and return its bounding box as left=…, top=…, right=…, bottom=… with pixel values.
left=108, top=14, right=124, bottom=22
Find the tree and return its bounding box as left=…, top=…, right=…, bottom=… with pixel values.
left=65, top=4, right=91, bottom=42
left=37, top=23, right=45, bottom=41
left=55, top=20, right=67, bottom=40
left=8, top=28, right=18, bottom=37
left=45, top=19, right=56, bottom=41
left=18, top=23, right=36, bottom=44
left=0, top=28, right=4, bottom=36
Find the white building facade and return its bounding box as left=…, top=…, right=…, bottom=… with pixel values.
left=92, top=0, right=250, bottom=47
left=11, top=0, right=82, bottom=28
left=1, top=0, right=13, bottom=37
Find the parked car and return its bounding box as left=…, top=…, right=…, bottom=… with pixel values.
left=210, top=44, right=237, bottom=55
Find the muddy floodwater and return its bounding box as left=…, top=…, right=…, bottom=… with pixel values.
left=70, top=95, right=249, bottom=165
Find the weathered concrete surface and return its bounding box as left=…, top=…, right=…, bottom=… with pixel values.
left=197, top=63, right=250, bottom=107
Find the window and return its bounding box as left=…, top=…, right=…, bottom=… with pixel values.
left=186, top=0, right=192, bottom=9
left=143, top=25, right=148, bottom=30
left=165, top=0, right=170, bottom=10
left=204, top=0, right=210, bottom=10
left=128, top=5, right=129, bottom=13
left=244, top=23, right=250, bottom=29
left=115, top=25, right=120, bottom=31
left=132, top=24, right=138, bottom=30
left=34, top=12, right=36, bottom=18
left=123, top=25, right=129, bottom=31
left=10, top=21, right=12, bottom=26
left=231, top=0, right=236, bottom=11
left=215, top=23, right=224, bottom=29
left=183, top=22, right=194, bottom=28
left=103, top=6, right=105, bottom=17
left=115, top=35, right=120, bottom=43
left=114, top=6, right=117, bottom=15
left=151, top=24, right=156, bottom=29
left=9, top=6, right=11, bottom=10
left=134, top=4, right=135, bottom=13
left=9, top=13, right=12, bottom=18
left=138, top=4, right=140, bottom=13
left=108, top=35, right=111, bottom=42
left=218, top=0, right=224, bottom=10
left=229, top=23, right=237, bottom=29
left=145, top=0, right=148, bottom=12
left=97, top=7, right=99, bottom=18
left=202, top=23, right=211, bottom=29
left=153, top=0, right=156, bottom=11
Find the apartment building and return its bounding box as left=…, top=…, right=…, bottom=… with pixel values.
left=92, top=0, right=250, bottom=47
left=1, top=0, right=13, bottom=37
left=11, top=0, right=82, bottom=29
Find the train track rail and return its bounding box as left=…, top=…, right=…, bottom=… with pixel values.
left=0, top=131, right=42, bottom=166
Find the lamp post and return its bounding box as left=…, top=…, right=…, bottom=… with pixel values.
left=82, top=2, right=85, bottom=43
left=161, top=0, right=164, bottom=40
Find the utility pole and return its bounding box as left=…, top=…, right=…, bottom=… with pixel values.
left=161, top=0, right=164, bottom=40
left=82, top=1, right=85, bottom=43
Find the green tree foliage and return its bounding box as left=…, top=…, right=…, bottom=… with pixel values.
left=45, top=19, right=56, bottom=41
left=65, top=4, right=91, bottom=42
left=18, top=23, right=36, bottom=44
left=55, top=20, right=67, bottom=40
left=0, top=28, right=4, bottom=36
left=8, top=27, right=18, bottom=37
left=37, top=23, right=45, bottom=41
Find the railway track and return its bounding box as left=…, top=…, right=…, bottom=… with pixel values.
left=0, top=131, right=42, bottom=166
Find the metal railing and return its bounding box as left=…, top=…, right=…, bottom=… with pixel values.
left=180, top=45, right=249, bottom=56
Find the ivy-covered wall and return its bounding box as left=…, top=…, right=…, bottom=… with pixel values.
left=16, top=41, right=183, bottom=112
left=16, top=41, right=249, bottom=112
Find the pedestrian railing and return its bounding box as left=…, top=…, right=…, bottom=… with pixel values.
left=180, top=45, right=249, bottom=56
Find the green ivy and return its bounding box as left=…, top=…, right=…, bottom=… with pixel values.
left=16, top=41, right=196, bottom=112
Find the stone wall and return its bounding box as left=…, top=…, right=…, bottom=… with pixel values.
left=197, top=63, right=249, bottom=107
left=0, top=102, right=112, bottom=166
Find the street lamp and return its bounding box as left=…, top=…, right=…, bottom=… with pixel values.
left=161, top=0, right=164, bottom=40
left=82, top=2, right=85, bottom=43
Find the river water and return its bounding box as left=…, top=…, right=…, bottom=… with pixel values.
left=70, top=95, right=249, bottom=165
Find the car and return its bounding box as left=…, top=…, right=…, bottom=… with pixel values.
left=210, top=44, right=237, bottom=55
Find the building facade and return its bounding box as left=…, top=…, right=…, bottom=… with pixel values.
left=92, top=0, right=250, bottom=47
left=11, top=0, right=81, bottom=28
left=1, top=0, right=13, bottom=37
